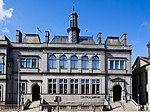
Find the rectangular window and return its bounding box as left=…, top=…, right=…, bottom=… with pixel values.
left=70, top=79, right=78, bottom=94
left=17, top=82, right=26, bottom=94
left=20, top=58, right=37, bottom=68
left=59, top=79, right=67, bottom=94
left=92, top=79, right=100, bottom=94
left=120, top=60, right=124, bottom=69
left=109, top=60, right=114, bottom=70
left=115, top=60, right=119, bottom=69
left=81, top=79, right=89, bottom=94
left=48, top=79, right=56, bottom=94
left=109, top=59, right=125, bottom=70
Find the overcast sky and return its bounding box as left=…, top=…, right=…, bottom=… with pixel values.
left=0, top=0, right=150, bottom=62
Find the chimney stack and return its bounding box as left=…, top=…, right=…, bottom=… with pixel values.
left=45, top=31, right=50, bottom=43
left=16, top=30, right=22, bottom=43
left=97, top=32, right=102, bottom=44
left=121, top=33, right=127, bottom=45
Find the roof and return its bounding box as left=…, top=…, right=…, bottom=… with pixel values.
left=51, top=35, right=95, bottom=44
left=132, top=56, right=150, bottom=71
left=105, top=36, right=121, bottom=45
left=23, top=34, right=41, bottom=43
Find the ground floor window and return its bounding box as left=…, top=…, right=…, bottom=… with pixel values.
left=59, top=79, right=67, bottom=94
left=47, top=78, right=101, bottom=94
left=81, top=79, right=89, bottom=94
left=17, top=82, right=26, bottom=94
left=92, top=79, right=100, bottom=94
left=0, top=85, right=3, bottom=101
left=48, top=79, right=56, bottom=94
left=70, top=79, right=78, bottom=94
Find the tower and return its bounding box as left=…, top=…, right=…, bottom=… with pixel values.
left=67, top=6, right=80, bottom=43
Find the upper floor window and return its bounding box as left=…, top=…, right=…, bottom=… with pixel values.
left=60, top=55, right=67, bottom=68
left=109, top=59, right=125, bottom=70
left=92, top=56, right=99, bottom=69
left=0, top=61, right=2, bottom=74
left=71, top=55, right=78, bottom=69
left=20, top=58, right=37, bottom=68
left=81, top=56, right=88, bottom=69
left=49, top=55, right=57, bottom=69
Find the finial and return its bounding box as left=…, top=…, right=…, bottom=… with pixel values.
left=73, top=2, right=75, bottom=11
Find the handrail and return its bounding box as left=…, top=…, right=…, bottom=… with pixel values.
left=23, top=99, right=32, bottom=110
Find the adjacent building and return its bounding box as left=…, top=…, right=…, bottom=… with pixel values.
left=0, top=8, right=132, bottom=110
left=132, top=42, right=150, bottom=108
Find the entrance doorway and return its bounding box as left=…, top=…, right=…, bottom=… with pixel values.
left=113, top=85, right=122, bottom=102
left=32, top=83, right=40, bottom=101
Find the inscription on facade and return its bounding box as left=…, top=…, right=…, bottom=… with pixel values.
left=80, top=96, right=101, bottom=99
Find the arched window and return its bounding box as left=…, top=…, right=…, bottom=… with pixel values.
left=60, top=55, right=67, bottom=68
left=92, top=56, right=99, bottom=69
left=49, top=55, right=57, bottom=68
left=81, top=56, right=88, bottom=69
left=71, top=55, right=78, bottom=68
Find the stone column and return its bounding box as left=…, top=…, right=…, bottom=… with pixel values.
left=78, top=79, right=81, bottom=94
left=56, top=79, right=59, bottom=94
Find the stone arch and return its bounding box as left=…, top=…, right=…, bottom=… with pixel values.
left=113, top=84, right=122, bottom=102
left=32, top=83, right=40, bottom=101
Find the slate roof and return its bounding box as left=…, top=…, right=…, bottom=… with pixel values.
left=51, top=35, right=95, bottom=44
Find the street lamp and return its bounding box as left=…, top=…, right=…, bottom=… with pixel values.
left=137, top=93, right=140, bottom=110
left=17, top=58, right=20, bottom=112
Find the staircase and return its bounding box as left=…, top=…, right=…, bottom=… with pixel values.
left=28, top=100, right=40, bottom=111
left=110, top=101, right=137, bottom=111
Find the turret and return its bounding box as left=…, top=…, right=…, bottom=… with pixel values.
left=67, top=6, right=80, bottom=44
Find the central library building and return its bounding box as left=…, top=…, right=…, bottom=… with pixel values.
left=0, top=8, right=132, bottom=110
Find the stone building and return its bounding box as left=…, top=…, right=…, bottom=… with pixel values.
left=132, top=42, right=150, bottom=108
left=0, top=8, right=132, bottom=110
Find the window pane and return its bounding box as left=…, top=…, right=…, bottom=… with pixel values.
left=71, top=55, right=78, bottom=68
left=92, top=56, right=99, bottom=69
left=115, top=60, right=119, bottom=69
left=20, top=59, right=26, bottom=68
left=53, top=84, right=56, bottom=94
left=0, top=63, right=2, bottom=73
left=120, top=60, right=124, bottom=69
left=32, top=59, right=36, bottom=68
left=26, top=59, right=31, bottom=68
left=75, top=84, right=78, bottom=94
left=49, top=55, right=57, bottom=68
left=92, top=84, right=95, bottom=94
left=71, top=84, right=74, bottom=94
left=110, top=60, right=114, bottom=69
left=60, top=55, right=67, bottom=68
left=81, top=56, right=88, bottom=69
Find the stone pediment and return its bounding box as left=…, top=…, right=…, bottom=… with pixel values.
left=110, top=77, right=125, bottom=82
left=110, top=77, right=129, bottom=85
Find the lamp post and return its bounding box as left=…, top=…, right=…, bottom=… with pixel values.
left=17, top=58, right=20, bottom=112
left=137, top=93, right=140, bottom=111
